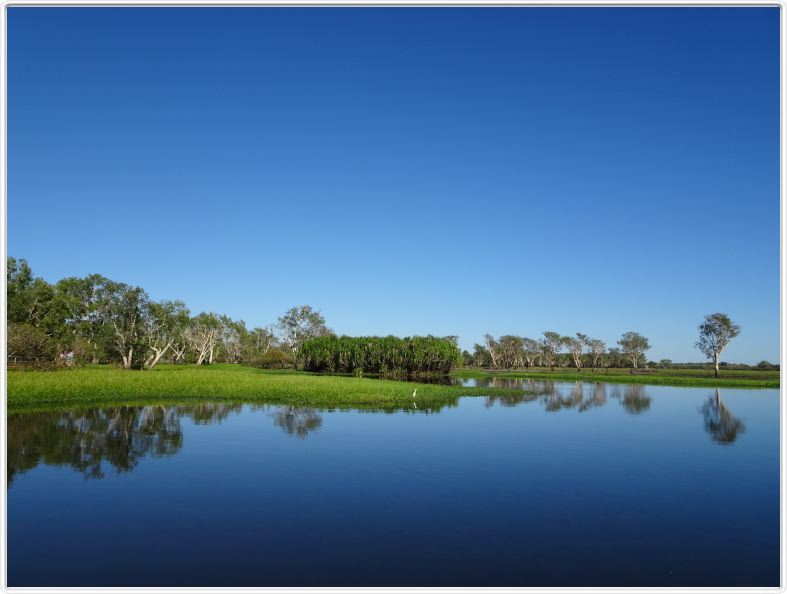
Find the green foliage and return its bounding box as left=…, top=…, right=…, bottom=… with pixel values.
left=299, top=335, right=462, bottom=375
left=255, top=348, right=294, bottom=369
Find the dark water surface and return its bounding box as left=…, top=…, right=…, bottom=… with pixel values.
left=7, top=381, right=779, bottom=586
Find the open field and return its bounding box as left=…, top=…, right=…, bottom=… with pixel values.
left=7, top=364, right=522, bottom=412
left=451, top=367, right=780, bottom=388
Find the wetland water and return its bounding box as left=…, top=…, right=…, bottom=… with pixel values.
left=7, top=380, right=779, bottom=586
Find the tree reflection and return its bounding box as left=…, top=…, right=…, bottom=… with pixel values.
left=8, top=403, right=244, bottom=483
left=700, top=388, right=745, bottom=444
left=620, top=384, right=652, bottom=415
left=272, top=406, right=323, bottom=438
left=579, top=382, right=607, bottom=412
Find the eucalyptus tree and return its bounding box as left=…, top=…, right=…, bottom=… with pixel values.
left=250, top=325, right=277, bottom=356
left=220, top=316, right=248, bottom=364
left=617, top=331, right=650, bottom=369
left=497, top=335, right=524, bottom=368
left=586, top=338, right=606, bottom=370
left=95, top=281, right=149, bottom=369
left=185, top=313, right=223, bottom=365
left=484, top=334, right=500, bottom=369
left=540, top=331, right=564, bottom=371
left=695, top=313, right=741, bottom=378
left=277, top=305, right=331, bottom=357
left=143, top=300, right=190, bottom=370
left=472, top=343, right=492, bottom=367
left=565, top=333, right=587, bottom=372
left=521, top=338, right=541, bottom=368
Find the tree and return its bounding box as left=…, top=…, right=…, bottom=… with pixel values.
left=695, top=313, right=741, bottom=378
left=586, top=338, right=606, bottom=370
left=617, top=331, right=650, bottom=369
left=521, top=338, right=541, bottom=368
left=471, top=343, right=492, bottom=367
left=96, top=281, right=149, bottom=369
left=540, top=331, right=564, bottom=371
left=484, top=334, right=500, bottom=369
left=497, top=335, right=524, bottom=368
left=220, top=316, right=248, bottom=364
left=565, top=333, right=587, bottom=372
left=185, top=313, right=223, bottom=365
left=277, top=305, right=331, bottom=357
left=143, top=300, right=190, bottom=370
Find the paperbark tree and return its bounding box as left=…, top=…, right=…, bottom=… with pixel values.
left=695, top=313, right=741, bottom=378
left=277, top=305, right=331, bottom=357
left=185, top=313, right=223, bottom=365
left=143, top=300, right=190, bottom=370
left=617, top=331, right=650, bottom=369
left=540, top=331, right=564, bottom=371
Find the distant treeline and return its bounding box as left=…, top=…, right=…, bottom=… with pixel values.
left=299, top=335, right=461, bottom=376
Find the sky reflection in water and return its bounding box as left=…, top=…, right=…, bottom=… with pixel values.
left=7, top=380, right=778, bottom=587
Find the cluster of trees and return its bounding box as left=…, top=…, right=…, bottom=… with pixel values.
left=467, top=331, right=651, bottom=372
left=8, top=258, right=331, bottom=370
left=299, top=335, right=462, bottom=375
left=465, top=314, right=744, bottom=378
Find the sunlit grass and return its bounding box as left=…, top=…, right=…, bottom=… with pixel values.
left=7, top=364, right=520, bottom=411
left=451, top=367, right=779, bottom=388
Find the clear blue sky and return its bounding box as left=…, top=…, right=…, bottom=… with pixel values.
left=8, top=7, right=779, bottom=363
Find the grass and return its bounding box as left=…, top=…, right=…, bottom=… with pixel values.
left=7, top=363, right=523, bottom=412
left=451, top=367, right=780, bottom=388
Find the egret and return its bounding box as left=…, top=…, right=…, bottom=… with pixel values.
left=412, top=388, right=417, bottom=398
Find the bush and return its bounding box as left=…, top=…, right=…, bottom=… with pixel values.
left=255, top=348, right=294, bottom=369
left=7, top=323, right=55, bottom=362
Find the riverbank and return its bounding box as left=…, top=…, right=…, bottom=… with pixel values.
left=451, top=367, right=780, bottom=388
left=7, top=364, right=521, bottom=412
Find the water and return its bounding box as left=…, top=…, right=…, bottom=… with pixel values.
left=7, top=380, right=779, bottom=586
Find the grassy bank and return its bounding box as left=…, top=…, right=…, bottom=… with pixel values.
left=451, top=367, right=780, bottom=388
left=7, top=364, right=521, bottom=412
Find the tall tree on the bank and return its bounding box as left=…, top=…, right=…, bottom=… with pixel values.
left=186, top=313, right=223, bottom=365
left=586, top=338, right=606, bottom=370
left=521, top=338, right=541, bottom=368
left=565, top=333, right=588, bottom=372
left=484, top=334, right=500, bottom=369
left=278, top=306, right=331, bottom=357
left=541, top=331, right=564, bottom=371
left=143, top=300, right=190, bottom=370
left=695, top=313, right=741, bottom=378
left=472, top=343, right=492, bottom=367
left=97, top=281, right=149, bottom=369
left=617, top=331, right=650, bottom=369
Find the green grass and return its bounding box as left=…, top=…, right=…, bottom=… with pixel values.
left=451, top=367, right=780, bottom=388
left=7, top=364, right=522, bottom=412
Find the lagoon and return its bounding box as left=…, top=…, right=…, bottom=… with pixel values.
left=7, top=380, right=779, bottom=586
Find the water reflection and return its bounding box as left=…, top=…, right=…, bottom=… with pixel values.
left=700, top=388, right=745, bottom=444
left=271, top=406, right=323, bottom=438
left=8, top=384, right=752, bottom=482
left=620, top=385, right=652, bottom=415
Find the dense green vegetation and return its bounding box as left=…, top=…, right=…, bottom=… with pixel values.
left=299, top=335, right=461, bottom=375
left=7, top=364, right=520, bottom=412
left=452, top=367, right=779, bottom=388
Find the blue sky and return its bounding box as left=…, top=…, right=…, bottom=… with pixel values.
left=8, top=8, right=779, bottom=363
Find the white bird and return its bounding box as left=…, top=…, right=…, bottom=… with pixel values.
left=412, top=388, right=417, bottom=398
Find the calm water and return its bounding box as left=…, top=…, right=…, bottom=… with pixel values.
left=7, top=380, right=779, bottom=587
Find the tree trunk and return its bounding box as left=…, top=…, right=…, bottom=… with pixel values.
left=714, top=354, right=720, bottom=378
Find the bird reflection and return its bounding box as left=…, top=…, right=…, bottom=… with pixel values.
left=700, top=388, right=745, bottom=445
